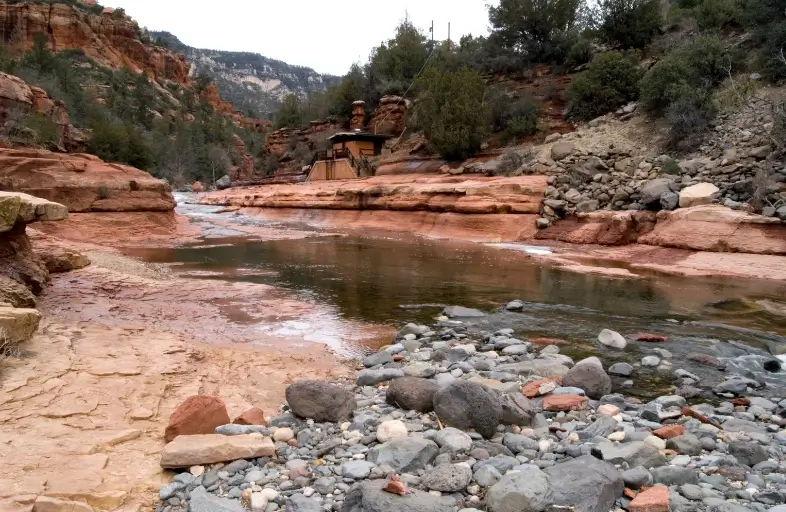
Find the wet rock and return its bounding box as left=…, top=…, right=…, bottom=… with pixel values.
left=368, top=437, right=439, bottom=473
left=343, top=480, right=453, bottom=512
left=286, top=381, right=357, bottom=422
left=442, top=306, right=486, bottom=318
left=486, top=466, right=554, bottom=512
left=561, top=357, right=612, bottom=399
left=598, top=329, right=627, bottom=349
left=422, top=463, right=472, bottom=492
left=609, top=362, right=633, bottom=376
left=164, top=396, right=231, bottom=443
left=386, top=377, right=439, bottom=412
left=356, top=368, right=405, bottom=386
left=433, top=381, right=502, bottom=438
left=544, top=455, right=624, bottom=512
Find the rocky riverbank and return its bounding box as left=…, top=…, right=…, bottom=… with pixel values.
left=151, top=305, right=786, bottom=512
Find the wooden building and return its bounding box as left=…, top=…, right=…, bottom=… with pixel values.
left=306, top=131, right=391, bottom=182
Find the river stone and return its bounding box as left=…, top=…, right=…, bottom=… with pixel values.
left=506, top=300, right=525, bottom=311
left=368, top=437, right=439, bottom=473
left=640, top=178, right=675, bottom=205
left=286, top=381, right=357, bottom=422
left=728, top=440, right=768, bottom=466
left=502, top=433, right=539, bottom=454
left=386, top=377, right=439, bottom=412
left=474, top=464, right=503, bottom=487
left=650, top=466, right=699, bottom=486
left=398, top=323, right=428, bottom=338
left=341, top=460, right=376, bottom=479
left=544, top=455, right=623, bottom=512
left=561, top=357, right=611, bottom=399
left=433, top=381, right=503, bottom=439
left=377, top=420, right=408, bottom=443
left=666, top=433, right=702, bottom=456
left=500, top=393, right=535, bottom=426
left=190, top=486, right=245, bottom=512
left=422, top=463, right=472, bottom=492
left=442, top=306, right=486, bottom=318
left=435, top=427, right=473, bottom=453
left=598, top=329, right=627, bottom=349
left=486, top=466, right=554, bottom=512
left=357, top=368, right=405, bottom=386
left=364, top=351, right=393, bottom=367
left=160, top=434, right=274, bottom=468
left=579, top=415, right=618, bottom=440
left=403, top=362, right=436, bottom=378
left=287, top=494, right=322, bottom=512
left=621, top=467, right=653, bottom=489
left=599, top=441, right=666, bottom=468
left=609, top=362, right=633, bottom=376
left=342, top=480, right=453, bottom=512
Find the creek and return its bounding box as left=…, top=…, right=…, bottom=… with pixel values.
left=125, top=197, right=786, bottom=397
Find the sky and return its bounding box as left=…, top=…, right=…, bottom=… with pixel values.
left=111, top=1, right=493, bottom=76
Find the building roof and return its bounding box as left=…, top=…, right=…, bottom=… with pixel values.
left=328, top=131, right=392, bottom=142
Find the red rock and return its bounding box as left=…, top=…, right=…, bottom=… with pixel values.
left=529, top=337, right=566, bottom=345
left=191, top=182, right=205, bottom=193
left=522, top=379, right=558, bottom=398
left=164, top=396, right=230, bottom=443
left=653, top=425, right=685, bottom=440
left=392, top=354, right=405, bottom=362
left=634, top=333, right=669, bottom=342
left=287, top=438, right=298, bottom=446
left=624, top=488, right=638, bottom=500
left=629, top=486, right=669, bottom=512
left=543, top=394, right=588, bottom=412
left=233, top=407, right=266, bottom=426
left=730, top=397, right=750, bottom=407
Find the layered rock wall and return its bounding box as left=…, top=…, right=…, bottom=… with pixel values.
left=0, top=148, right=175, bottom=212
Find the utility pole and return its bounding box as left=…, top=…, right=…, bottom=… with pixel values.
left=430, top=20, right=434, bottom=49
left=447, top=22, right=451, bottom=51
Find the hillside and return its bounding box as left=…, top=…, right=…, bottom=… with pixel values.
left=151, top=31, right=340, bottom=117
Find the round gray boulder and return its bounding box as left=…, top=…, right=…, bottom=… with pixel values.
left=422, top=463, right=472, bottom=492
left=433, top=381, right=502, bottom=439
left=561, top=357, right=612, bottom=399
left=285, top=380, right=357, bottom=422
left=486, top=466, right=554, bottom=512
left=386, top=377, right=439, bottom=412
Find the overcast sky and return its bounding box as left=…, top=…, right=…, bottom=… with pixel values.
left=111, top=1, right=493, bottom=76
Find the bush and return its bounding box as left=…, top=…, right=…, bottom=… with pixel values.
left=565, top=38, right=593, bottom=68
left=413, top=66, right=491, bottom=160
left=695, top=0, right=743, bottom=30
left=639, top=35, right=729, bottom=116
left=502, top=95, right=541, bottom=143
left=758, top=22, right=786, bottom=81
left=23, top=113, right=60, bottom=149
left=565, top=51, right=643, bottom=121
left=598, top=0, right=663, bottom=49
left=664, top=93, right=716, bottom=150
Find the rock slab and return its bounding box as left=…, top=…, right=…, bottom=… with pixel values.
left=160, top=434, right=275, bottom=468
left=164, top=395, right=231, bottom=443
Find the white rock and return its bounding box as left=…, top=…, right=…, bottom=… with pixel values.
left=250, top=493, right=268, bottom=512
left=598, top=404, right=621, bottom=416
left=598, top=329, right=627, bottom=349
left=608, top=432, right=626, bottom=442
left=303, top=487, right=315, bottom=497
left=189, top=465, right=205, bottom=477
left=679, top=182, right=719, bottom=208
left=376, top=420, right=408, bottom=443
left=642, top=356, right=661, bottom=367
left=273, top=427, right=294, bottom=443
left=644, top=435, right=666, bottom=450
left=259, top=488, right=279, bottom=502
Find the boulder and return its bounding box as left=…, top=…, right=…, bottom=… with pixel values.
left=500, top=393, right=535, bottom=426
left=486, top=466, right=554, bottom=512
left=728, top=440, right=768, bottom=466
left=679, top=183, right=719, bottom=208
left=216, top=175, right=231, bottom=190
left=285, top=381, right=357, bottom=422
left=342, top=480, right=453, bottom=512
left=386, top=377, right=439, bottom=412
left=0, top=304, right=41, bottom=344
left=544, top=455, right=624, bottom=512
left=37, top=246, right=90, bottom=273
left=164, top=396, right=231, bottom=443
left=551, top=142, right=576, bottom=161
left=367, top=437, right=439, bottom=473
left=599, top=441, right=666, bottom=468
left=422, top=463, right=472, bottom=492
left=561, top=357, right=612, bottom=399
left=442, top=306, right=486, bottom=318
left=191, top=181, right=205, bottom=193
left=432, top=381, right=502, bottom=438
left=434, top=427, right=472, bottom=454
left=233, top=407, right=266, bottom=426
left=0, top=275, right=36, bottom=308
left=160, top=434, right=275, bottom=468
left=640, top=178, right=675, bottom=206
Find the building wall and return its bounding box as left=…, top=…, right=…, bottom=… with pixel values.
left=333, top=140, right=376, bottom=158
left=307, top=159, right=357, bottom=181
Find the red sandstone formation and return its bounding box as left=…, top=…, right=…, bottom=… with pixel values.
left=164, top=395, right=231, bottom=443
left=0, top=3, right=190, bottom=84
left=368, top=95, right=409, bottom=136
left=228, top=134, right=256, bottom=184
left=0, top=148, right=175, bottom=212
left=201, top=83, right=235, bottom=115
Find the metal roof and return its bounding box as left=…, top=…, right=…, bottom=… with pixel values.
left=328, top=131, right=392, bottom=141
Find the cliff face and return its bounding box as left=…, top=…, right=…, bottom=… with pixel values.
left=0, top=2, right=190, bottom=84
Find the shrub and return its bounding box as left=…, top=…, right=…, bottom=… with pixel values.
left=639, top=35, right=729, bottom=116
left=502, top=95, right=541, bottom=143
left=23, top=113, right=60, bottom=149
left=565, top=51, right=643, bottom=121
left=413, top=66, right=491, bottom=160
left=758, top=22, right=786, bottom=81
left=665, top=93, right=716, bottom=150
left=598, top=0, right=663, bottom=49
left=565, top=38, right=593, bottom=68
left=695, top=0, right=743, bottom=30
left=274, top=94, right=303, bottom=129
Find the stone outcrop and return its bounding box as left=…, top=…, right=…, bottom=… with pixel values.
left=368, top=95, right=409, bottom=136
left=200, top=175, right=548, bottom=215
left=0, top=72, right=77, bottom=150
left=0, top=148, right=175, bottom=212
left=201, top=83, right=235, bottom=115
left=228, top=134, right=256, bottom=185
left=0, top=2, right=190, bottom=84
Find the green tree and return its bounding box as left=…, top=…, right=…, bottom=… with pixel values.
left=598, top=0, right=663, bottom=49
left=412, top=66, right=490, bottom=160
left=22, top=33, right=56, bottom=74
left=365, top=17, right=429, bottom=101
left=566, top=51, right=643, bottom=121
left=274, top=94, right=303, bottom=129
left=327, top=64, right=370, bottom=121
left=488, top=0, right=588, bottom=63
